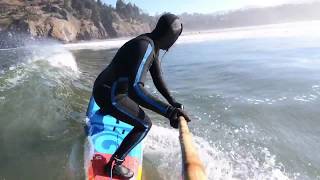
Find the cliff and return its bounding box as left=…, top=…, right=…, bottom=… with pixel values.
left=0, top=0, right=153, bottom=43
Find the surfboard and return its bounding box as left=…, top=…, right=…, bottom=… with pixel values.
left=85, top=96, right=143, bottom=180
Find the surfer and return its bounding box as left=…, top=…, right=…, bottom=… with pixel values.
left=92, top=13, right=190, bottom=178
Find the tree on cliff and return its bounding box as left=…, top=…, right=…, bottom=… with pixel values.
left=116, top=0, right=126, bottom=15
left=64, top=0, right=71, bottom=10
left=70, top=0, right=100, bottom=23
left=71, top=0, right=86, bottom=16
left=91, top=1, right=101, bottom=24
left=97, top=0, right=103, bottom=7
left=99, top=4, right=117, bottom=37
left=115, top=0, right=153, bottom=24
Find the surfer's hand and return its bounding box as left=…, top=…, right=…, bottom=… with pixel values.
left=168, top=108, right=191, bottom=129
left=171, top=100, right=184, bottom=110
left=179, top=109, right=191, bottom=123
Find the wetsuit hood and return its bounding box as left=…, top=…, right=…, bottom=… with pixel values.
left=150, top=13, right=183, bottom=51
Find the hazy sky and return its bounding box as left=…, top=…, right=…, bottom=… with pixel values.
left=102, top=0, right=317, bottom=14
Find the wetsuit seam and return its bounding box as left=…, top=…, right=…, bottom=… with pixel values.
left=111, top=79, right=149, bottom=129
left=133, top=43, right=167, bottom=114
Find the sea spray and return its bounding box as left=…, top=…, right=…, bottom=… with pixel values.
left=144, top=125, right=292, bottom=180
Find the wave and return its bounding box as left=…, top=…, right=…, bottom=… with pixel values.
left=0, top=39, right=80, bottom=141
left=144, top=125, right=293, bottom=180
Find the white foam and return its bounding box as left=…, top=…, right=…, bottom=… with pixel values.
left=64, top=39, right=129, bottom=51
left=84, top=137, right=94, bottom=179
left=1, top=41, right=80, bottom=92
left=0, top=66, right=28, bottom=91
left=145, top=125, right=291, bottom=180
left=27, top=44, right=79, bottom=73
left=261, top=85, right=319, bottom=103
left=46, top=50, right=79, bottom=72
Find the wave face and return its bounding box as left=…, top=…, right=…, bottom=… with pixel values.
left=0, top=39, right=86, bottom=179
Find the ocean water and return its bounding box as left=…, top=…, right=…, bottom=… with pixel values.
left=1, top=21, right=320, bottom=179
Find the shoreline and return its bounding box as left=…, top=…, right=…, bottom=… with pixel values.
left=64, top=20, right=320, bottom=51
left=2, top=20, right=319, bottom=51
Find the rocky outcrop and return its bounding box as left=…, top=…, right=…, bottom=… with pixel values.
left=0, top=0, right=153, bottom=43
left=77, top=20, right=108, bottom=40
left=0, top=2, right=108, bottom=42
left=110, top=12, right=151, bottom=37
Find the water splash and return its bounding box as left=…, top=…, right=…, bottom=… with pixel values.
left=0, top=40, right=79, bottom=92
left=144, top=125, right=292, bottom=180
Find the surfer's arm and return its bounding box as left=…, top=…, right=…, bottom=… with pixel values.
left=128, top=40, right=174, bottom=118
left=149, top=58, right=176, bottom=105
left=132, top=82, right=173, bottom=117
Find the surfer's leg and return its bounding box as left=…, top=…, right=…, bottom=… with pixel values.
left=92, top=84, right=110, bottom=113
left=111, top=94, right=152, bottom=159
left=105, top=94, right=151, bottom=178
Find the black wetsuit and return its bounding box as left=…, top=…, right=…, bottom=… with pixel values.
left=92, top=13, right=184, bottom=167
left=93, top=35, right=176, bottom=160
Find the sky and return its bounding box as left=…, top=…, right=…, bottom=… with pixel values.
left=102, top=0, right=317, bottom=15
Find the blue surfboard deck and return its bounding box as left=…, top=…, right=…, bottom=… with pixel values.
left=86, top=96, right=143, bottom=180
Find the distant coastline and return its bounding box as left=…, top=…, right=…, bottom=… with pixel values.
left=64, top=20, right=320, bottom=51
left=1, top=0, right=320, bottom=46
